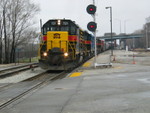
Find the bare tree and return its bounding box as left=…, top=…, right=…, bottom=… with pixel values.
left=0, top=13, right=3, bottom=63
left=1, top=0, right=9, bottom=63
left=8, top=0, right=39, bottom=62
left=0, top=0, right=40, bottom=63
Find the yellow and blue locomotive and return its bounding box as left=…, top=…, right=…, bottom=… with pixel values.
left=38, top=19, right=95, bottom=70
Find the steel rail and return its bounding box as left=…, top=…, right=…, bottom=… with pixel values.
left=0, top=71, right=68, bottom=110
left=0, top=64, right=38, bottom=78
left=0, top=63, right=38, bottom=73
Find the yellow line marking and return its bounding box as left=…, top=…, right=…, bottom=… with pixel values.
left=82, top=62, right=91, bottom=67
left=69, top=72, right=82, bottom=77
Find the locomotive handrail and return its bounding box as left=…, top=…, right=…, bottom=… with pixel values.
left=68, top=42, right=76, bottom=59
left=39, top=42, right=45, bottom=50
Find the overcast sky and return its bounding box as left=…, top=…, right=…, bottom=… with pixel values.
left=33, top=0, right=150, bottom=36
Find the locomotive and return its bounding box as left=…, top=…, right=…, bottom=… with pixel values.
left=38, top=19, right=104, bottom=70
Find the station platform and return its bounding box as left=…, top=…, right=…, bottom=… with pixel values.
left=2, top=50, right=150, bottom=113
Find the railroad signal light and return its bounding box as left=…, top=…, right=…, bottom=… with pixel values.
left=86, top=4, right=96, bottom=15
left=87, top=22, right=97, bottom=32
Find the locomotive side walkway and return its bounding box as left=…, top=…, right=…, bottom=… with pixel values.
left=1, top=50, right=150, bottom=113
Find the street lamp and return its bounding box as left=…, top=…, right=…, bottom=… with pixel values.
left=106, top=6, right=113, bottom=56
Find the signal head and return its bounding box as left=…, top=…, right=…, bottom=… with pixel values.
left=86, top=4, right=96, bottom=15
left=87, top=22, right=97, bottom=32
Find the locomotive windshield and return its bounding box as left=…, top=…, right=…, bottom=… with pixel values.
left=42, top=20, right=77, bottom=35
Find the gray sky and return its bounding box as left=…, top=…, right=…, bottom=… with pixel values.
left=33, top=0, right=150, bottom=36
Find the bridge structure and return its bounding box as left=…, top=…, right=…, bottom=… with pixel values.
left=98, top=34, right=144, bottom=41
left=97, top=34, right=144, bottom=49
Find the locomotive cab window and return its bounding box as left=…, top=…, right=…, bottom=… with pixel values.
left=50, top=26, right=69, bottom=31
left=42, top=25, right=69, bottom=34
left=42, top=20, right=78, bottom=35
left=69, top=22, right=78, bottom=35
left=70, top=26, right=76, bottom=35
left=61, top=26, right=69, bottom=31
left=43, top=27, right=47, bottom=35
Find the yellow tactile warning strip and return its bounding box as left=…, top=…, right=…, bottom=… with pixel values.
left=113, top=66, right=123, bottom=69
left=69, top=72, right=82, bottom=77
left=82, top=62, right=91, bottom=67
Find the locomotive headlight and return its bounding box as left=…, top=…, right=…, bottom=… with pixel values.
left=57, top=20, right=61, bottom=25
left=64, top=52, right=68, bottom=57
left=43, top=52, right=48, bottom=57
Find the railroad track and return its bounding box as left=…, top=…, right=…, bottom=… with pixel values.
left=0, top=57, right=88, bottom=110
left=0, top=71, right=68, bottom=110
left=0, top=63, right=38, bottom=79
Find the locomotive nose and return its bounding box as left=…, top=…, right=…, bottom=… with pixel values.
left=51, top=55, right=62, bottom=65
left=48, top=47, right=63, bottom=65
left=46, top=31, right=69, bottom=65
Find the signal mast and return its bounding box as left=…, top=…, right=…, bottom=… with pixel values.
left=86, top=0, right=97, bottom=67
